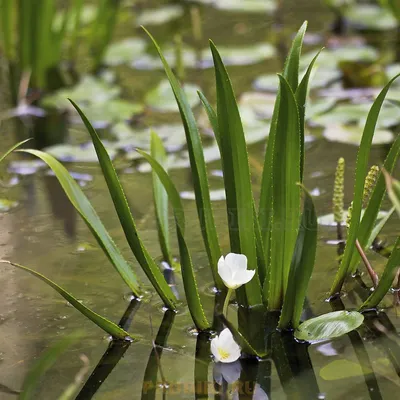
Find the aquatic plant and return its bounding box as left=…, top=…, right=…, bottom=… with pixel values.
left=2, top=22, right=399, bottom=350
left=211, top=328, right=241, bottom=363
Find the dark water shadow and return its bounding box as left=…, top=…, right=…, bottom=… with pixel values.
left=194, top=332, right=211, bottom=400
left=75, top=297, right=141, bottom=400
left=141, top=310, right=176, bottom=400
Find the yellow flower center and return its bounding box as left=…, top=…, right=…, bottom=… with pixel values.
left=218, top=348, right=230, bottom=360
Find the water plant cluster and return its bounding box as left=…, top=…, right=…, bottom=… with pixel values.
left=1, top=1, right=400, bottom=396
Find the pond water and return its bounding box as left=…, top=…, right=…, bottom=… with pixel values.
left=1, top=0, right=400, bottom=399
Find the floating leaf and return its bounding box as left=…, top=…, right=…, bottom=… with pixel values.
left=7, top=159, right=46, bottom=175
left=192, top=0, right=276, bottom=13
left=103, top=38, right=146, bottom=66
left=145, top=79, right=201, bottom=113
left=136, top=5, right=184, bottom=25
left=180, top=188, right=226, bottom=201
left=320, top=360, right=369, bottom=381
left=44, top=142, right=118, bottom=163
left=0, top=199, right=18, bottom=212
left=295, top=311, right=364, bottom=341
left=317, top=210, right=388, bottom=226
left=345, top=4, right=397, bottom=30
left=323, top=124, right=394, bottom=145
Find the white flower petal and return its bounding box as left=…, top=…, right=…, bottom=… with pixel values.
left=218, top=255, right=234, bottom=286
left=218, top=328, right=234, bottom=343
left=211, top=337, right=221, bottom=362
left=221, top=345, right=241, bottom=363
left=225, top=253, right=247, bottom=272
left=234, top=269, right=256, bottom=286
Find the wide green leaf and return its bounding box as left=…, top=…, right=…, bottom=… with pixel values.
left=20, top=332, right=82, bottom=400
left=279, top=188, right=317, bottom=330
left=144, top=28, right=223, bottom=291
left=151, top=131, right=173, bottom=266
left=348, top=134, right=400, bottom=274
left=210, top=40, right=262, bottom=306
left=359, top=235, right=400, bottom=310
left=1, top=261, right=131, bottom=340
left=69, top=100, right=177, bottom=310
left=330, top=75, right=400, bottom=296
left=267, top=75, right=301, bottom=310
left=295, top=311, right=364, bottom=341
left=18, top=148, right=142, bottom=298
left=137, top=147, right=210, bottom=331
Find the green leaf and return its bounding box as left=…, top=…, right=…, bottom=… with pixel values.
left=366, top=207, right=395, bottom=249
left=210, top=40, right=262, bottom=306
left=296, top=49, right=321, bottom=180
left=151, top=131, right=173, bottom=266
left=267, top=75, right=301, bottom=310
left=137, top=147, right=210, bottom=331
left=144, top=28, right=223, bottom=291
left=329, top=75, right=400, bottom=296
left=1, top=261, right=131, bottom=340
left=20, top=332, right=82, bottom=400
left=348, top=134, right=400, bottom=274
left=18, top=148, right=142, bottom=298
left=295, top=311, right=364, bottom=341
left=198, top=91, right=267, bottom=285
left=384, top=170, right=400, bottom=217
left=0, top=139, right=30, bottom=164
left=359, top=235, right=400, bottom=310
left=259, top=22, right=308, bottom=275
left=279, top=188, right=318, bottom=330
left=69, top=100, right=177, bottom=310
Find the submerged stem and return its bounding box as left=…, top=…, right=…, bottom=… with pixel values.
left=223, top=288, right=233, bottom=318
left=355, top=239, right=379, bottom=288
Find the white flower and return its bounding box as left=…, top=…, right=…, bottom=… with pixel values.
left=218, top=253, right=256, bottom=289
left=211, top=328, right=241, bottom=363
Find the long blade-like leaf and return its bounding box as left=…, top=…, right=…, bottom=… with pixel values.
left=0, top=139, right=30, bottom=163
left=137, top=147, right=210, bottom=331
left=267, top=75, right=301, bottom=310
left=198, top=91, right=267, bottom=285
left=68, top=100, right=177, bottom=310
left=348, top=134, right=400, bottom=274
left=295, top=50, right=321, bottom=180
left=18, top=148, right=142, bottom=299
left=279, top=188, right=317, bottom=330
left=210, top=40, right=262, bottom=306
left=330, top=75, right=400, bottom=296
left=20, top=333, right=82, bottom=400
left=0, top=260, right=131, bottom=340
left=259, top=22, right=308, bottom=263
left=384, top=170, right=400, bottom=217
left=151, top=131, right=173, bottom=265
left=359, top=236, right=400, bottom=311
left=144, top=28, right=223, bottom=291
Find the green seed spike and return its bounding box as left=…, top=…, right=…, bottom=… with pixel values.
left=333, top=157, right=345, bottom=224
left=346, top=201, right=353, bottom=230
left=363, top=165, right=380, bottom=208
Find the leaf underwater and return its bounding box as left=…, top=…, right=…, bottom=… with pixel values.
left=295, top=310, right=364, bottom=341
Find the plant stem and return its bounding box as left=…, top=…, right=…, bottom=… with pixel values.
left=223, top=288, right=233, bottom=318
left=355, top=239, right=379, bottom=288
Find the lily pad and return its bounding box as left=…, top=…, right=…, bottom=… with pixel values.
left=301, top=46, right=379, bottom=70
left=192, top=0, right=276, bottom=13
left=136, top=5, right=184, bottom=25
left=318, top=210, right=388, bottom=226
left=295, top=311, right=364, bottom=342
left=145, top=80, right=201, bottom=112
left=345, top=4, right=397, bottom=31
left=320, top=360, right=369, bottom=381
left=323, top=124, right=394, bottom=145
left=75, top=100, right=144, bottom=128
left=103, top=38, right=146, bottom=66
left=0, top=199, right=18, bottom=212
left=254, top=67, right=341, bottom=92
left=41, top=76, right=120, bottom=110
left=180, top=188, right=226, bottom=201
left=133, top=43, right=275, bottom=70
left=44, top=142, right=117, bottom=163
left=115, top=123, right=187, bottom=154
